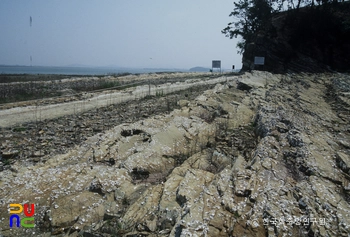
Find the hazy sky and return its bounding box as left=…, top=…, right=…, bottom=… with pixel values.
left=0, top=0, right=241, bottom=69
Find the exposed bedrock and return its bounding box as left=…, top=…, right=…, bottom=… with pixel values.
left=0, top=71, right=350, bottom=236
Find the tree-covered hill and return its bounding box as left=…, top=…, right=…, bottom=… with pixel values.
left=223, top=0, right=350, bottom=72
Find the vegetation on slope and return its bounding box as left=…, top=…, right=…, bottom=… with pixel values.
left=222, top=0, right=350, bottom=72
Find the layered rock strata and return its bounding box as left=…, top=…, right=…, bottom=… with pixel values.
left=0, top=71, right=349, bottom=237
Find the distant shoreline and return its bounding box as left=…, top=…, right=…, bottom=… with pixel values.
left=0, top=65, right=239, bottom=76
left=0, top=65, right=189, bottom=76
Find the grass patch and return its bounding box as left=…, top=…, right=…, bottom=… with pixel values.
left=97, top=81, right=121, bottom=89
left=3, top=159, right=11, bottom=166
left=12, top=127, right=27, bottom=132
left=233, top=211, right=241, bottom=218
left=156, top=90, right=164, bottom=97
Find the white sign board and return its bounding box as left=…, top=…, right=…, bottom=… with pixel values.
left=212, top=60, right=221, bottom=68
left=254, top=57, right=265, bottom=65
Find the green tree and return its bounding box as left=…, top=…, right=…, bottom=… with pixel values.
left=222, top=0, right=273, bottom=54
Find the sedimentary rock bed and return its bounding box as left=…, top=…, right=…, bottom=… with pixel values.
left=0, top=71, right=349, bottom=237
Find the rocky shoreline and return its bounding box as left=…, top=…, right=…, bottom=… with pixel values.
left=0, top=71, right=349, bottom=236
left=0, top=83, right=215, bottom=170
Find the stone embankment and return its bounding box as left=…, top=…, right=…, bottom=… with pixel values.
left=0, top=71, right=349, bottom=237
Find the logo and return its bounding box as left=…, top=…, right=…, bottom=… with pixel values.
left=9, top=203, right=35, bottom=228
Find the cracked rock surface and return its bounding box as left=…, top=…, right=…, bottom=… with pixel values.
left=0, top=71, right=349, bottom=237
